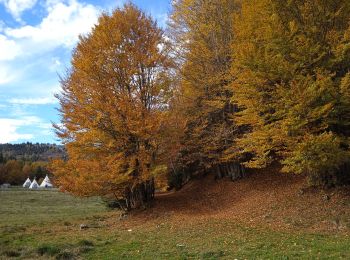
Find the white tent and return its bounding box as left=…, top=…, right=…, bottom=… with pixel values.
left=29, top=179, right=39, bottom=189
left=23, top=178, right=31, bottom=188
left=40, top=175, right=53, bottom=188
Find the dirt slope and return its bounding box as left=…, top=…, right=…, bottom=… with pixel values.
left=132, top=166, right=350, bottom=233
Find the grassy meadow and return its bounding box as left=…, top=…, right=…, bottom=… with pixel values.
left=1, top=188, right=350, bottom=259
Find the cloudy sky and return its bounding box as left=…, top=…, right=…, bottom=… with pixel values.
left=0, top=0, right=171, bottom=144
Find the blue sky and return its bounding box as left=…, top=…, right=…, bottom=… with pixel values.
left=0, top=0, right=171, bottom=144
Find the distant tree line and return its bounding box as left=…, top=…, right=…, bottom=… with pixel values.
left=0, top=142, right=65, bottom=161
left=0, top=143, right=65, bottom=185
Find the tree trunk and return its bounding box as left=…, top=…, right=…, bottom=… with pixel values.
left=124, top=178, right=155, bottom=211
left=215, top=162, right=246, bottom=181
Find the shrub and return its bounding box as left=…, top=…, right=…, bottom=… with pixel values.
left=283, top=133, right=350, bottom=187
left=55, top=250, right=75, bottom=260
left=37, top=244, right=60, bottom=256
left=101, top=196, right=127, bottom=210
left=77, top=240, right=94, bottom=247
left=4, top=250, right=21, bottom=257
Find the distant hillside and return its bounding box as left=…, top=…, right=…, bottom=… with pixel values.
left=0, top=142, right=66, bottom=162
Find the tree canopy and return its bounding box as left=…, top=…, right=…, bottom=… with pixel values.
left=232, top=0, right=350, bottom=185
left=51, top=1, right=350, bottom=209
left=168, top=0, right=245, bottom=184
left=51, top=4, right=173, bottom=208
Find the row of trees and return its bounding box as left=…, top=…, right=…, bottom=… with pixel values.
left=0, top=143, right=63, bottom=185
left=0, top=155, right=50, bottom=185
left=0, top=143, right=65, bottom=161
left=52, top=1, right=350, bottom=209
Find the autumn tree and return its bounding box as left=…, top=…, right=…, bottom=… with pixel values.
left=22, top=163, right=33, bottom=177
left=4, top=160, right=24, bottom=185
left=168, top=0, right=244, bottom=184
left=231, top=0, right=350, bottom=185
left=51, top=4, right=173, bottom=209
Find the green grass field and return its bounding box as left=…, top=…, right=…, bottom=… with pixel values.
left=1, top=188, right=350, bottom=259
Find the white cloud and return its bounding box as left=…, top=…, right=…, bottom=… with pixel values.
left=45, top=0, right=61, bottom=9
left=0, top=69, right=11, bottom=84
left=8, top=96, right=57, bottom=104
left=0, top=63, right=19, bottom=84
left=0, top=0, right=38, bottom=21
left=6, top=0, right=100, bottom=49
left=49, top=57, right=62, bottom=72
left=0, top=117, right=37, bottom=143
left=0, top=34, right=21, bottom=61
left=0, top=0, right=100, bottom=88
left=37, top=122, right=53, bottom=135
left=0, top=20, right=5, bottom=32
left=0, top=116, right=55, bottom=143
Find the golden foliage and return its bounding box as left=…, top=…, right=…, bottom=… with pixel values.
left=52, top=4, right=173, bottom=197
left=52, top=0, right=350, bottom=193
left=169, top=0, right=240, bottom=175
left=232, top=0, right=350, bottom=183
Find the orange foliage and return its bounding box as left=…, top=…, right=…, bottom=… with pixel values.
left=51, top=4, right=173, bottom=198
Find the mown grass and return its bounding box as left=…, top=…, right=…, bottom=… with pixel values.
left=0, top=189, right=350, bottom=259
left=0, top=188, right=105, bottom=227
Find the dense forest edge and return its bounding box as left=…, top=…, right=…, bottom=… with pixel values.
left=3, top=0, right=350, bottom=212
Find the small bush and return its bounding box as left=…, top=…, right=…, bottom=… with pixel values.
left=201, top=250, right=225, bottom=259
left=77, top=240, right=94, bottom=247
left=37, top=244, right=60, bottom=256
left=77, top=246, right=93, bottom=254
left=101, top=196, right=126, bottom=209
left=282, top=133, right=350, bottom=187
left=55, top=250, right=75, bottom=260
left=4, top=250, right=21, bottom=257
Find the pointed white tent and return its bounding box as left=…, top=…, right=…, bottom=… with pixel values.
left=23, top=178, right=31, bottom=188
left=40, top=175, right=53, bottom=188
left=29, top=179, right=39, bottom=189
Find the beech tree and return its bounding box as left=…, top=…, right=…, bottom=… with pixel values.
left=51, top=4, right=173, bottom=209
left=169, top=0, right=245, bottom=184
left=51, top=0, right=350, bottom=202
left=231, top=0, right=350, bottom=185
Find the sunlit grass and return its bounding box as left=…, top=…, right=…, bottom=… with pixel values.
left=1, top=189, right=350, bottom=259
left=0, top=188, right=105, bottom=227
